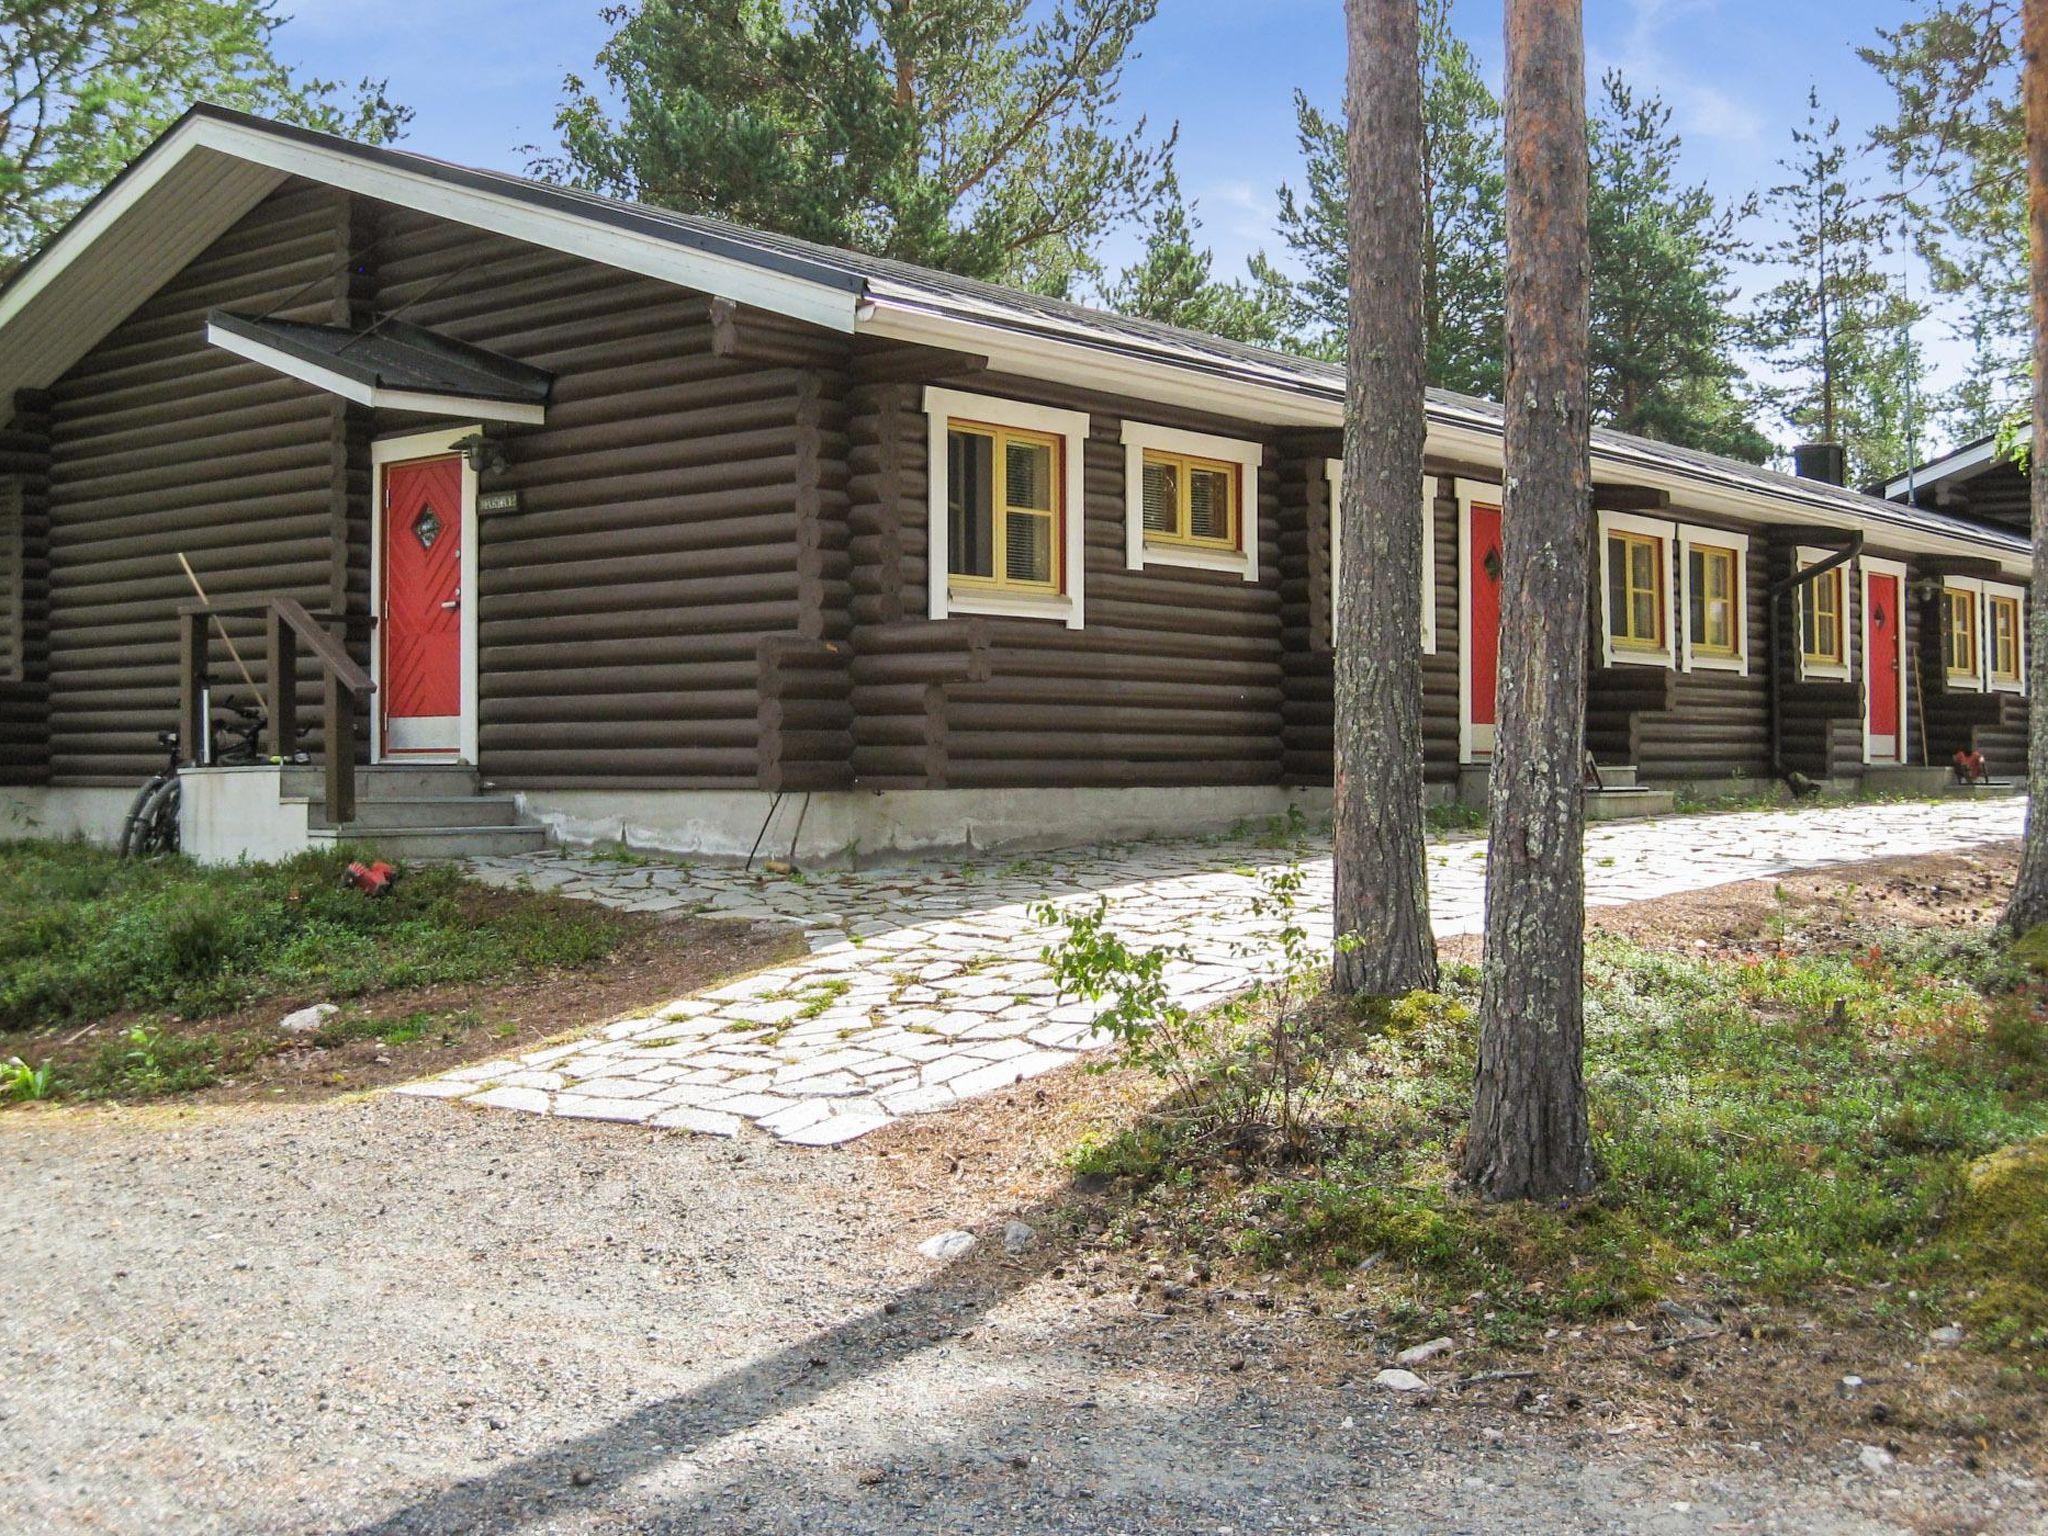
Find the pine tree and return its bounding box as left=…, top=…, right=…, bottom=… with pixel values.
left=1587, top=72, right=1768, bottom=462
left=1102, top=172, right=1293, bottom=345
left=541, top=0, right=1173, bottom=291
left=1749, top=90, right=1929, bottom=486
left=1274, top=0, right=1504, bottom=392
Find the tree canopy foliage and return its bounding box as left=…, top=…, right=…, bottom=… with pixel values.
left=542, top=0, right=1172, bottom=294
left=1, top=0, right=407, bottom=273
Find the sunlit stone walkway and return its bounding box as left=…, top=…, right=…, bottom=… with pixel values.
left=395, top=795, right=2026, bottom=1145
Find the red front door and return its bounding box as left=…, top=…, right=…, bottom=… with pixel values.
left=1866, top=570, right=1901, bottom=761
left=1467, top=501, right=1504, bottom=756
left=381, top=454, right=464, bottom=758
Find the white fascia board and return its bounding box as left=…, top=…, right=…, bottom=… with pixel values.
left=1881, top=433, right=2018, bottom=501
left=206, top=321, right=547, bottom=425
left=2, top=116, right=859, bottom=341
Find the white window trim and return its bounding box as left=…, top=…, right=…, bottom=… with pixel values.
left=1454, top=477, right=1503, bottom=763
left=1941, top=575, right=1986, bottom=692
left=1795, top=545, right=1853, bottom=683
left=1324, top=460, right=1436, bottom=654
left=1597, top=509, right=1677, bottom=669
left=924, top=387, right=1090, bottom=629
left=1121, top=421, right=1261, bottom=581
left=1674, top=524, right=1749, bottom=676
left=1986, top=580, right=2027, bottom=695
left=1861, top=555, right=1910, bottom=765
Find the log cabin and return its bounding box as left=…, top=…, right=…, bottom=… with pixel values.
left=0, top=107, right=2030, bottom=865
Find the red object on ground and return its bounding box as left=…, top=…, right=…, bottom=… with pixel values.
left=1954, top=749, right=1987, bottom=784
left=343, top=860, right=400, bottom=897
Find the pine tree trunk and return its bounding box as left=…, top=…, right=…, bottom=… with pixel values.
left=1331, top=0, right=1438, bottom=999
left=1462, top=0, right=1595, bottom=1202
left=2006, top=0, right=2048, bottom=935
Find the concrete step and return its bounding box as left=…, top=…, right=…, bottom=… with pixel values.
left=305, top=795, right=523, bottom=831
left=280, top=764, right=482, bottom=801
left=306, top=823, right=549, bottom=859
left=1584, top=786, right=1677, bottom=822
left=1587, top=762, right=1638, bottom=789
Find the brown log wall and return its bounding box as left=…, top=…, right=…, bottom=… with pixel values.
left=0, top=390, right=53, bottom=784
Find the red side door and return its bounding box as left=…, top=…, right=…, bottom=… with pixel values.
left=1866, top=571, right=1901, bottom=760
left=381, top=454, right=464, bottom=758
left=1468, top=501, right=1504, bottom=755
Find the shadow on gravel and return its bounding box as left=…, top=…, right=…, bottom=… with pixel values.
left=340, top=1195, right=1073, bottom=1536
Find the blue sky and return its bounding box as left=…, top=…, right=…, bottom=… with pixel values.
left=273, top=0, right=1964, bottom=438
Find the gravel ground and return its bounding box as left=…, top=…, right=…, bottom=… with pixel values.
left=4, top=1094, right=2043, bottom=1535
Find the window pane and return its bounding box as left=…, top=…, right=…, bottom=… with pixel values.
left=1188, top=466, right=1233, bottom=542
left=1006, top=510, right=1054, bottom=586
left=1006, top=438, right=1053, bottom=512
left=1606, top=539, right=1628, bottom=637
left=1632, top=589, right=1657, bottom=642
left=947, top=429, right=994, bottom=579
left=1629, top=538, right=1655, bottom=598
left=1142, top=460, right=1178, bottom=533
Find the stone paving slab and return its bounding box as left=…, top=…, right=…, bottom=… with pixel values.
left=394, top=797, right=2027, bottom=1144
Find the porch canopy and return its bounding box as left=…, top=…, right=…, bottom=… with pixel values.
left=204, top=309, right=554, bottom=424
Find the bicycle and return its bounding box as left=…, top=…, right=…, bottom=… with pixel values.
left=117, top=698, right=281, bottom=859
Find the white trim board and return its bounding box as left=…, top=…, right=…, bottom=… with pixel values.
left=922, top=386, right=1090, bottom=629
left=1986, top=580, right=2029, bottom=695
left=1454, top=478, right=1505, bottom=763
left=1595, top=509, right=1678, bottom=670
left=1324, top=461, right=1437, bottom=654
left=369, top=426, right=481, bottom=766
left=205, top=320, right=547, bottom=425
left=1860, top=556, right=1910, bottom=766
left=1674, top=523, right=1751, bottom=677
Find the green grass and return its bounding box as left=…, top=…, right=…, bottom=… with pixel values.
left=1072, top=928, right=2048, bottom=1346
left=0, top=840, right=630, bottom=1030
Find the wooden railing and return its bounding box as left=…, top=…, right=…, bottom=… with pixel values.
left=177, top=596, right=376, bottom=824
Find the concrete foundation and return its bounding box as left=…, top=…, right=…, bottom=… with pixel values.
left=178, top=766, right=313, bottom=865
left=520, top=784, right=1336, bottom=867
left=0, top=785, right=135, bottom=844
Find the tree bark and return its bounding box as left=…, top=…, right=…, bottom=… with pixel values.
left=2005, top=0, right=2048, bottom=933
left=1462, top=0, right=1595, bottom=1201
left=1332, top=0, right=1438, bottom=998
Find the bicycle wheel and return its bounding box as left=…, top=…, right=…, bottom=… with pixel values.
left=118, top=775, right=182, bottom=859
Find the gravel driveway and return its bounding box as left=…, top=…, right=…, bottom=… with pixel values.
left=4, top=1094, right=2039, bottom=1534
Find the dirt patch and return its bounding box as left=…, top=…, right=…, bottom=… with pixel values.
left=1439, top=840, right=2024, bottom=966
left=3, top=913, right=804, bottom=1107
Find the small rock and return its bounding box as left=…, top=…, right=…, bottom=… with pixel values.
left=570, top=1468, right=594, bottom=1488
left=1002, top=1219, right=1036, bottom=1255
left=1858, top=1444, right=1895, bottom=1475
left=1374, top=1368, right=1431, bottom=1394
left=917, top=1229, right=977, bottom=1261
left=1930, top=1324, right=1965, bottom=1347
left=1396, top=1337, right=1453, bottom=1367
left=278, top=1002, right=339, bottom=1034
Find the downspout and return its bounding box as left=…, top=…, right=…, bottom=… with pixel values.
left=1767, top=528, right=1863, bottom=794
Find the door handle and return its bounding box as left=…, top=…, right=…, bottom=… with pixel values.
left=441, top=587, right=462, bottom=611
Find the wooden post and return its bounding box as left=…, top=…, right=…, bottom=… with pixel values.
left=324, top=672, right=355, bottom=826
left=179, top=610, right=209, bottom=765
left=265, top=604, right=296, bottom=766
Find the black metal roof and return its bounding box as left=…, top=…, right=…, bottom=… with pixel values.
left=207, top=309, right=555, bottom=407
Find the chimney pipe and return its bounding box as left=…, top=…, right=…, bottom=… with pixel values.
left=1793, top=442, right=1847, bottom=487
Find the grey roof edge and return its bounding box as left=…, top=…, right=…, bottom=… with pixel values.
left=207, top=309, right=555, bottom=404
left=1, top=106, right=2033, bottom=563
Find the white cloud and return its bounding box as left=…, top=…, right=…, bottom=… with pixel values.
left=1592, top=0, right=1767, bottom=149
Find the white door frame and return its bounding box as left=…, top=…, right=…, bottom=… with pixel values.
left=1861, top=555, right=1910, bottom=765
left=1455, top=481, right=1502, bottom=763
left=369, top=426, right=480, bottom=766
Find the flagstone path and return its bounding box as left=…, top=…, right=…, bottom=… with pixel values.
left=396, top=795, right=2026, bottom=1145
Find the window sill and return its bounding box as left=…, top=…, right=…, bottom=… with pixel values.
left=1131, top=541, right=1257, bottom=581
left=1684, top=651, right=1746, bottom=675
left=1946, top=674, right=1986, bottom=694
left=1989, top=678, right=2025, bottom=696
left=1605, top=644, right=1673, bottom=670
left=1800, top=659, right=1851, bottom=682
left=943, top=587, right=1082, bottom=628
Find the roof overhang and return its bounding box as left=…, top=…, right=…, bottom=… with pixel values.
left=1879, top=433, right=2018, bottom=502
left=205, top=310, right=554, bottom=425
left=0, top=107, right=865, bottom=421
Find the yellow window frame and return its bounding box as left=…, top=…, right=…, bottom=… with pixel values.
left=946, top=420, right=1065, bottom=598
left=1139, top=449, right=1241, bottom=552
left=1803, top=566, right=1845, bottom=666
left=1990, top=592, right=2022, bottom=683
left=1688, top=543, right=1740, bottom=658
left=1607, top=530, right=1666, bottom=652
left=1944, top=586, right=1980, bottom=681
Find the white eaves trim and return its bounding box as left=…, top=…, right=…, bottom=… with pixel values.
left=0, top=114, right=861, bottom=344
left=206, top=320, right=547, bottom=425
left=1596, top=509, right=1677, bottom=670
left=1120, top=421, right=1260, bottom=581
left=1880, top=433, right=2017, bottom=502
left=1674, top=523, right=1750, bottom=677
left=923, top=386, right=1090, bottom=630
